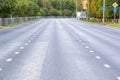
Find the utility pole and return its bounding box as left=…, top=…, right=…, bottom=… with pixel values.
left=103, top=0, right=105, bottom=23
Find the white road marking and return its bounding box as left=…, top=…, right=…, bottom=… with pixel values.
left=117, top=77, right=120, bottom=80
left=14, top=52, right=20, bottom=54
left=20, top=47, right=24, bottom=49
left=104, top=64, right=111, bottom=68
left=6, top=58, right=12, bottom=62
left=96, top=56, right=101, bottom=59
left=25, top=43, right=28, bottom=45
left=85, top=46, right=89, bottom=48
left=0, top=68, right=2, bottom=71
left=89, top=50, right=94, bottom=53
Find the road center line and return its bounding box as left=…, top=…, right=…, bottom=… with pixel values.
left=104, top=64, right=111, bottom=68
left=89, top=50, right=94, bottom=53
left=96, top=56, right=101, bottom=59
left=20, top=47, right=24, bottom=49
left=0, top=68, right=2, bottom=71
left=6, top=58, right=12, bottom=62
left=85, top=46, right=89, bottom=48
left=14, top=52, right=20, bottom=54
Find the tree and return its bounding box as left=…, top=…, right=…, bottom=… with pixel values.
left=89, top=0, right=96, bottom=17
left=0, top=0, right=17, bottom=17
left=95, top=0, right=103, bottom=18
left=0, top=0, right=79, bottom=17
left=63, top=9, right=72, bottom=16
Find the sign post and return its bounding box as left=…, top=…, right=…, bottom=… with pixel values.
left=113, top=2, right=118, bottom=24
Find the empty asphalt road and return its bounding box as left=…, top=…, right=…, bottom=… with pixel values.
left=0, top=18, right=120, bottom=80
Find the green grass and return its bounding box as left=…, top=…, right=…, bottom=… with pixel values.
left=82, top=19, right=120, bottom=29
left=0, top=18, right=41, bottom=29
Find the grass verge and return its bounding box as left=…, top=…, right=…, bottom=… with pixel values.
left=82, top=19, right=120, bottom=29
left=0, top=18, right=41, bottom=29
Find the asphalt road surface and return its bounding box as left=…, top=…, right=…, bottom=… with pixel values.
left=0, top=18, right=120, bottom=80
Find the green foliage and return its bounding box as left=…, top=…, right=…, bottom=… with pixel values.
left=95, top=0, right=103, bottom=18
left=63, top=9, right=72, bottom=16
left=77, top=0, right=82, bottom=11
left=89, top=0, right=120, bottom=19
left=0, top=0, right=17, bottom=17
left=50, top=9, right=60, bottom=16
left=41, top=8, right=50, bottom=16
left=0, top=0, right=79, bottom=17
left=1, top=0, right=120, bottom=18
left=51, top=0, right=62, bottom=10
left=15, top=0, right=40, bottom=17
left=89, top=0, right=96, bottom=17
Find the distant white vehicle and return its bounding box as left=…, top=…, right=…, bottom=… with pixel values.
left=76, top=11, right=88, bottom=19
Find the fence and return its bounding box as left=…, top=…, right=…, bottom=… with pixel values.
left=0, top=16, right=42, bottom=26
left=0, top=16, right=76, bottom=26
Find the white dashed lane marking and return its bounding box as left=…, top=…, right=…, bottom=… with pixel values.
left=117, top=77, right=120, bottom=80
left=14, top=52, right=20, bottom=54
left=6, top=58, right=12, bottom=62
left=89, top=50, right=94, bottom=53
left=69, top=22, right=120, bottom=80
left=96, top=56, right=101, bottom=59
left=85, top=46, right=89, bottom=48
left=20, top=47, right=24, bottom=49
left=104, top=64, right=111, bottom=68
left=0, top=68, right=2, bottom=71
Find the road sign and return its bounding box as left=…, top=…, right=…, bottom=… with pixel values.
left=113, top=8, right=118, bottom=13
left=102, top=6, right=106, bottom=11
left=113, top=2, right=118, bottom=8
